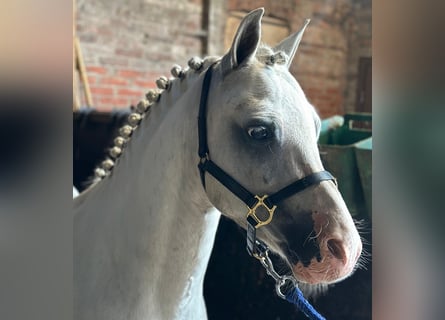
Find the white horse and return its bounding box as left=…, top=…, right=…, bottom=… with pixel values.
left=74, top=8, right=362, bottom=320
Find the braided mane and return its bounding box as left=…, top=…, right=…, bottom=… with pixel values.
left=89, top=49, right=288, bottom=185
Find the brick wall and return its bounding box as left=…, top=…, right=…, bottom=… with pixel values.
left=294, top=0, right=350, bottom=117
left=76, top=0, right=371, bottom=117
left=226, top=0, right=371, bottom=117
left=76, top=0, right=204, bottom=110
left=344, top=0, right=372, bottom=113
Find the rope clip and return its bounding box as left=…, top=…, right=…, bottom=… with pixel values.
left=255, top=242, right=298, bottom=299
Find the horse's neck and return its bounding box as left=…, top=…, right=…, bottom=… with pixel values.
left=74, top=75, right=221, bottom=320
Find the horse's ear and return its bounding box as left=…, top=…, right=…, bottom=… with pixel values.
left=274, top=19, right=310, bottom=68
left=220, top=8, right=264, bottom=76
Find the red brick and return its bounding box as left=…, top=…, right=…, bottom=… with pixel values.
left=117, top=69, right=145, bottom=78
left=117, top=88, right=143, bottom=97
left=99, top=97, right=129, bottom=106
left=87, top=76, right=96, bottom=84
left=101, top=77, right=128, bottom=86
left=86, top=66, right=108, bottom=74
left=326, top=88, right=341, bottom=95
left=90, top=86, right=113, bottom=95
left=95, top=105, right=114, bottom=112
left=134, top=80, right=156, bottom=88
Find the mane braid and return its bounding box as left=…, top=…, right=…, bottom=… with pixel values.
left=85, top=51, right=281, bottom=188
left=256, top=45, right=288, bottom=66
left=89, top=55, right=212, bottom=186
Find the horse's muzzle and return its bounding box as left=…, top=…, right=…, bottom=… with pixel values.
left=292, top=234, right=362, bottom=284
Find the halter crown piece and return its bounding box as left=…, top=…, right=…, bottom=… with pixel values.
left=197, top=63, right=332, bottom=320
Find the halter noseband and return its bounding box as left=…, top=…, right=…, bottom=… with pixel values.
left=197, top=63, right=336, bottom=257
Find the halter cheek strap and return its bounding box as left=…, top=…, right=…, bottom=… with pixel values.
left=197, top=63, right=336, bottom=257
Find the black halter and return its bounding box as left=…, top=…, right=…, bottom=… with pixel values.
left=197, top=63, right=336, bottom=257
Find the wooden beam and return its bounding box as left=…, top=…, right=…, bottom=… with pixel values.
left=75, top=37, right=93, bottom=107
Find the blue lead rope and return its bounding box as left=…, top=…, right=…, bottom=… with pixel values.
left=285, top=286, right=326, bottom=320
left=249, top=238, right=326, bottom=320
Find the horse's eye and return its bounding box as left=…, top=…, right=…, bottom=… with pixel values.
left=247, top=126, right=271, bottom=140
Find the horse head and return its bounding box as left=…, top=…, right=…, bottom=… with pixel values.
left=202, top=8, right=362, bottom=286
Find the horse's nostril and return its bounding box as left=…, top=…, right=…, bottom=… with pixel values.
left=327, top=239, right=346, bottom=262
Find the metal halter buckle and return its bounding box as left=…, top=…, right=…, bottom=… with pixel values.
left=200, top=153, right=210, bottom=164
left=246, top=195, right=277, bottom=229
